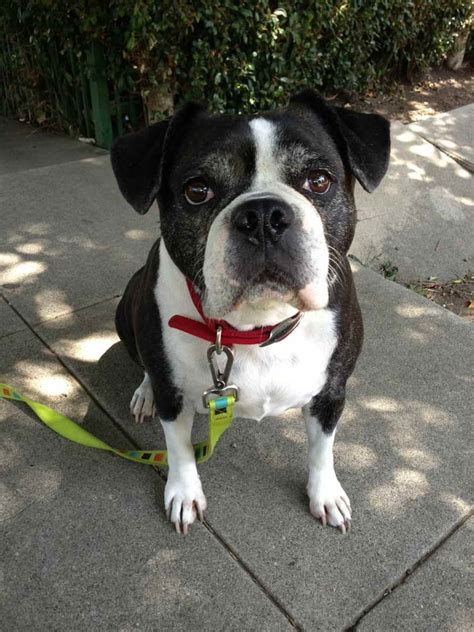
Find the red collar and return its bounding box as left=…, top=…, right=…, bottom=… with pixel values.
left=168, top=279, right=303, bottom=347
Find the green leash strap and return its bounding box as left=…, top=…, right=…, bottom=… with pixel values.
left=0, top=383, right=235, bottom=466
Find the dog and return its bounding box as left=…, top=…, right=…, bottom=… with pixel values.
left=111, top=90, right=390, bottom=535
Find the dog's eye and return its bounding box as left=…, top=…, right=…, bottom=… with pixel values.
left=303, top=170, right=332, bottom=194
left=184, top=178, right=215, bottom=205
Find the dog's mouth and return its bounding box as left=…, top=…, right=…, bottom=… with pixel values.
left=226, top=269, right=324, bottom=313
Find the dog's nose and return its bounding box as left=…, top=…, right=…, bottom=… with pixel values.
left=231, top=197, right=295, bottom=245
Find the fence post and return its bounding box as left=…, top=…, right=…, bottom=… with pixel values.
left=87, top=42, right=113, bottom=149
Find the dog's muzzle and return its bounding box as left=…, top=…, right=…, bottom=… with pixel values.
left=227, top=194, right=307, bottom=291
left=203, top=189, right=329, bottom=316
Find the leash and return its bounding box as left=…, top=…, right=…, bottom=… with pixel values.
left=1, top=281, right=302, bottom=466
left=0, top=383, right=235, bottom=466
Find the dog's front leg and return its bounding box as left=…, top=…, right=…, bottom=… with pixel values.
left=303, top=392, right=351, bottom=533
left=160, top=406, right=207, bottom=535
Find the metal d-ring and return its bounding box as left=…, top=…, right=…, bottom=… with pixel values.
left=215, top=325, right=223, bottom=355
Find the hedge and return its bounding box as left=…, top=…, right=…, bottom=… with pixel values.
left=1, top=1, right=471, bottom=133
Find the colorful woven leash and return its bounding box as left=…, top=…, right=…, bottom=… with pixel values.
left=0, top=383, right=235, bottom=466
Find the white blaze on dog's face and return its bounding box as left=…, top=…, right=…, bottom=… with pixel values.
left=203, top=117, right=330, bottom=322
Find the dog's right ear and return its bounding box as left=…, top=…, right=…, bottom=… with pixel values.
left=111, top=103, right=205, bottom=214
left=290, top=90, right=390, bottom=193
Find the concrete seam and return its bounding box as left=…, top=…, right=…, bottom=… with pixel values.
left=0, top=294, right=27, bottom=340
left=198, top=519, right=302, bottom=630
left=345, top=510, right=473, bottom=630
left=410, top=131, right=473, bottom=174
left=1, top=293, right=121, bottom=330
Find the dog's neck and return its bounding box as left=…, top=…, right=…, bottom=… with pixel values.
left=222, top=299, right=298, bottom=330
left=160, top=239, right=297, bottom=331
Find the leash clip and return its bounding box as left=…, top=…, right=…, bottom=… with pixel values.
left=203, top=326, right=239, bottom=407
left=202, top=384, right=239, bottom=408
left=208, top=326, right=233, bottom=388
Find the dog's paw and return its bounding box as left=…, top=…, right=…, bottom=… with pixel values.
left=130, top=374, right=156, bottom=424
left=164, top=471, right=207, bottom=535
left=307, top=470, right=351, bottom=534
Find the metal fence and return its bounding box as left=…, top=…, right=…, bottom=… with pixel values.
left=0, top=29, right=143, bottom=149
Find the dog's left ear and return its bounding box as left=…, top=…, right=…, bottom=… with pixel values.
left=111, top=102, right=205, bottom=214
left=290, top=90, right=390, bottom=192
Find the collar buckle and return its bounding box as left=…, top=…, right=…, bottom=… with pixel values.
left=259, top=312, right=304, bottom=348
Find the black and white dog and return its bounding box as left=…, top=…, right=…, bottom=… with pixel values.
left=111, top=90, right=390, bottom=535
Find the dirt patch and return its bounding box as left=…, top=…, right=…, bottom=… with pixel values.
left=333, top=61, right=474, bottom=123
left=406, top=275, right=474, bottom=323
left=374, top=259, right=474, bottom=324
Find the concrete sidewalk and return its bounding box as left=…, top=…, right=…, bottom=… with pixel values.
left=1, top=115, right=472, bottom=631
left=351, top=118, right=473, bottom=281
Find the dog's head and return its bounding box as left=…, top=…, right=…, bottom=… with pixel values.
left=112, top=91, right=390, bottom=319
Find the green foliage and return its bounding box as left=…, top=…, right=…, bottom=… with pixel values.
left=119, top=0, right=473, bottom=114
left=1, top=0, right=472, bottom=130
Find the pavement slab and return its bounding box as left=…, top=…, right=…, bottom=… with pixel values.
left=0, top=155, right=157, bottom=323
left=359, top=518, right=473, bottom=631
left=0, top=329, right=294, bottom=631
left=35, top=263, right=474, bottom=630
left=0, top=117, right=107, bottom=175
left=408, top=104, right=474, bottom=173
left=2, top=113, right=473, bottom=630
left=352, top=122, right=473, bottom=281
left=0, top=297, right=27, bottom=339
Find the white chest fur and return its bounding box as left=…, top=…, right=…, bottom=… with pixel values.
left=156, top=242, right=337, bottom=420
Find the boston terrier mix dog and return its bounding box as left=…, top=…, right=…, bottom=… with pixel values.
left=111, top=90, right=390, bottom=535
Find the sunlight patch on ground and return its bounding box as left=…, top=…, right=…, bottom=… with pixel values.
left=34, top=289, right=74, bottom=322
left=394, top=129, right=418, bottom=144
left=15, top=242, right=45, bottom=255
left=440, top=492, right=472, bottom=517
left=23, top=222, right=50, bottom=236
left=124, top=229, right=151, bottom=241
left=64, top=333, right=118, bottom=362
left=0, top=252, right=21, bottom=266
left=429, top=186, right=468, bottom=222
left=336, top=442, right=377, bottom=471
left=453, top=167, right=471, bottom=179
left=279, top=424, right=305, bottom=444
left=37, top=374, right=73, bottom=397
left=58, top=235, right=107, bottom=250
left=395, top=304, right=438, bottom=318
left=362, top=396, right=399, bottom=413
left=369, top=468, right=429, bottom=515
left=419, top=405, right=453, bottom=428
left=397, top=447, right=439, bottom=470
left=405, top=329, right=429, bottom=343
left=2, top=260, right=47, bottom=283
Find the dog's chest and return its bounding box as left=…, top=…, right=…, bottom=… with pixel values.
left=164, top=309, right=337, bottom=420
left=156, top=243, right=338, bottom=420
left=230, top=318, right=337, bottom=419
